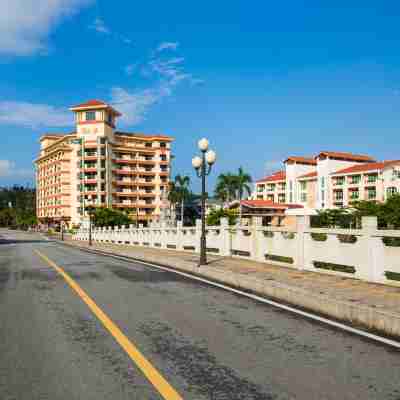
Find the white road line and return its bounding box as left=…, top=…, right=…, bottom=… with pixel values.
left=60, top=243, right=400, bottom=350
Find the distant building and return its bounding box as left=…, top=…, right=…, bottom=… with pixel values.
left=35, top=100, right=173, bottom=227
left=250, top=151, right=400, bottom=225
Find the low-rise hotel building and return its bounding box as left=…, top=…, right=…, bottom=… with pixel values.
left=249, top=151, right=400, bottom=225
left=35, top=100, right=173, bottom=227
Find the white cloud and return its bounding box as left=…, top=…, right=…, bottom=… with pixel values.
left=110, top=87, right=160, bottom=126
left=0, top=0, right=93, bottom=56
left=89, top=17, right=110, bottom=34
left=117, top=44, right=203, bottom=126
left=0, top=160, right=32, bottom=179
left=157, top=42, right=179, bottom=52
left=0, top=101, right=72, bottom=128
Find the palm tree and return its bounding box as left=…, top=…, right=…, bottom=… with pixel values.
left=235, top=167, right=252, bottom=223
left=168, top=181, right=180, bottom=222
left=215, top=173, right=237, bottom=204
left=174, top=174, right=191, bottom=223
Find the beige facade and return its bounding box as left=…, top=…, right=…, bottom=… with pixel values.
left=252, top=152, right=400, bottom=218
left=35, top=100, right=173, bottom=227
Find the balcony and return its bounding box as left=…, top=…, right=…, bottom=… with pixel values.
left=115, top=191, right=138, bottom=197
left=137, top=181, right=156, bottom=187
left=113, top=169, right=137, bottom=175
left=137, top=159, right=156, bottom=165
left=113, top=180, right=137, bottom=187
left=80, top=167, right=97, bottom=173
left=113, top=158, right=137, bottom=165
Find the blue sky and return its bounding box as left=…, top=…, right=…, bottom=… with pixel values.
left=0, top=1, right=400, bottom=192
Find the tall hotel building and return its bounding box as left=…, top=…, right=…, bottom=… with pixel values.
left=35, top=100, right=173, bottom=227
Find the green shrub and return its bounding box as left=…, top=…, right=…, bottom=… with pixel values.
left=281, top=232, right=295, bottom=239
left=310, top=233, right=327, bottom=241
left=206, top=208, right=237, bottom=226
left=313, top=261, right=356, bottom=274
left=337, top=234, right=357, bottom=244
left=385, top=271, right=400, bottom=281
left=265, top=254, right=294, bottom=264
left=263, top=231, right=274, bottom=238
left=382, top=237, right=400, bottom=247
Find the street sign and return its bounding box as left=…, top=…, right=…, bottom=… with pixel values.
left=72, top=139, right=82, bottom=144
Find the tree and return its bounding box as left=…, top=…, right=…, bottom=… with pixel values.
left=91, top=207, right=133, bottom=227
left=311, top=208, right=355, bottom=228
left=0, top=186, right=36, bottom=229
left=235, top=167, right=252, bottom=222
left=173, top=174, right=191, bottom=223
left=215, top=173, right=237, bottom=203
left=206, top=208, right=237, bottom=226
left=380, top=194, right=400, bottom=228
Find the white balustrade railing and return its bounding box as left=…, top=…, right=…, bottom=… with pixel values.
left=73, top=216, right=400, bottom=286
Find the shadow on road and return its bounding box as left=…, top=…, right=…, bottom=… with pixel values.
left=0, top=238, right=52, bottom=245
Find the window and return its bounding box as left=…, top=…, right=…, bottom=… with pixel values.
left=86, top=111, right=96, bottom=121
left=350, top=175, right=361, bottom=184
left=160, top=142, right=166, bottom=148
left=301, top=193, right=307, bottom=202
left=334, top=176, right=345, bottom=186
left=387, top=187, right=398, bottom=198
left=334, top=190, right=343, bottom=201
left=349, top=189, right=359, bottom=200
left=300, top=181, right=307, bottom=191
left=367, top=187, right=376, bottom=200
left=367, top=174, right=377, bottom=183
left=321, top=177, right=325, bottom=188
left=145, top=142, right=152, bottom=148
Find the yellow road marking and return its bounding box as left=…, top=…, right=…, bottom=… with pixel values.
left=34, top=249, right=183, bottom=400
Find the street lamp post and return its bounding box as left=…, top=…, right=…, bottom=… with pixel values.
left=61, top=219, right=65, bottom=241
left=192, top=138, right=217, bottom=266
left=86, top=206, right=95, bottom=246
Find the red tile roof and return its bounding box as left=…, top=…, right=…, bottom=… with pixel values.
left=317, top=151, right=375, bottom=162
left=284, top=156, right=317, bottom=165
left=298, top=171, right=318, bottom=180
left=256, top=170, right=285, bottom=183
left=71, top=99, right=108, bottom=108
left=115, top=131, right=173, bottom=140
left=241, top=200, right=303, bottom=209
left=331, top=160, right=400, bottom=175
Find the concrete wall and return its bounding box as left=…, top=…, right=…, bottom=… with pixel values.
left=74, top=216, right=400, bottom=287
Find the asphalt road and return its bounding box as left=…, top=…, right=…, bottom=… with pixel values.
left=0, top=229, right=400, bottom=400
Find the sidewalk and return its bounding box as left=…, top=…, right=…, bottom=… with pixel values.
left=61, top=238, right=400, bottom=338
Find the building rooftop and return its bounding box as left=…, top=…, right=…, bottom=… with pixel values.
left=256, top=170, right=286, bottom=183
left=298, top=171, right=318, bottom=180
left=70, top=99, right=122, bottom=116
left=331, top=160, right=400, bottom=175
left=241, top=199, right=303, bottom=209
left=284, top=156, right=317, bottom=165
left=115, top=131, right=173, bottom=141
left=317, top=151, right=375, bottom=162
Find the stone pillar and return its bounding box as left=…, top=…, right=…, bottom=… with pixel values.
left=295, top=215, right=310, bottom=270
left=176, top=221, right=183, bottom=251
left=220, top=218, right=231, bottom=257
left=361, top=216, right=381, bottom=283
left=252, top=216, right=264, bottom=262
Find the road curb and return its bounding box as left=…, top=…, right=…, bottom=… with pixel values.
left=56, top=240, right=400, bottom=341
